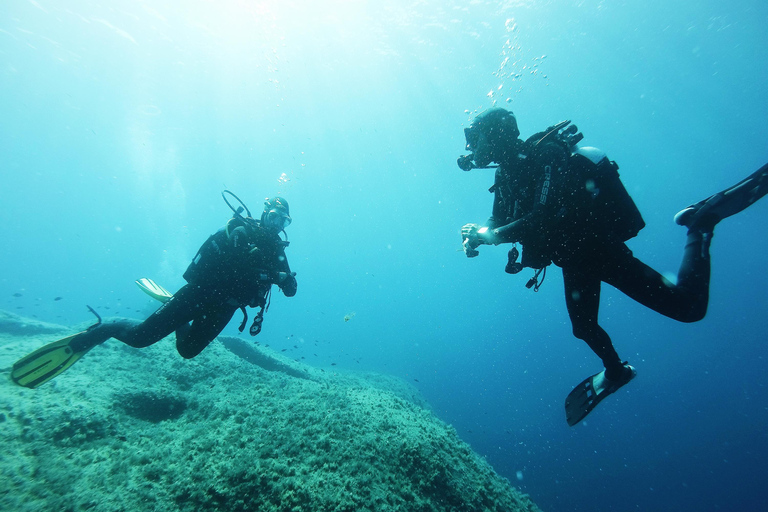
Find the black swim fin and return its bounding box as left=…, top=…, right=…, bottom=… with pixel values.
left=11, top=331, right=94, bottom=388
left=565, top=364, right=636, bottom=426
left=675, top=161, right=768, bottom=232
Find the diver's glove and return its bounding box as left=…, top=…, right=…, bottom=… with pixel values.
left=461, top=223, right=497, bottom=257
left=278, top=271, right=298, bottom=297
left=462, top=238, right=480, bottom=258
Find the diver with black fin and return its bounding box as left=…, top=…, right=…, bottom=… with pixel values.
left=456, top=107, right=768, bottom=426
left=11, top=192, right=297, bottom=389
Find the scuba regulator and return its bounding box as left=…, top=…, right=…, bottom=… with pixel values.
left=221, top=190, right=275, bottom=337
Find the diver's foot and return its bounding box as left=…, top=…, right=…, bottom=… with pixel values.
left=676, top=162, right=768, bottom=233
left=674, top=193, right=726, bottom=234
left=564, top=363, right=637, bottom=426
left=598, top=362, right=637, bottom=395
left=673, top=206, right=697, bottom=227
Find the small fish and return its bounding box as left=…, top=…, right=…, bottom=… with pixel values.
left=281, top=349, right=287, bottom=352
left=12, top=293, right=22, bottom=297
left=331, top=363, right=337, bottom=366
left=54, top=296, right=63, bottom=301
left=414, top=379, right=419, bottom=383
left=344, top=312, right=356, bottom=322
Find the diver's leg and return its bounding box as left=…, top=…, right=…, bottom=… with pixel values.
left=176, top=304, right=237, bottom=359
left=675, top=162, right=768, bottom=232
left=601, top=236, right=710, bottom=323
left=69, top=285, right=201, bottom=352
left=562, top=265, right=625, bottom=379
left=68, top=318, right=145, bottom=352
left=117, top=285, right=206, bottom=348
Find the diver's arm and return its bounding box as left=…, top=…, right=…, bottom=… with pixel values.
left=463, top=208, right=534, bottom=247
left=475, top=208, right=541, bottom=245
left=274, top=252, right=297, bottom=297
left=461, top=218, right=516, bottom=250
left=487, top=216, right=530, bottom=244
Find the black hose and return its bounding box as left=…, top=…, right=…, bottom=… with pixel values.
left=222, top=190, right=252, bottom=218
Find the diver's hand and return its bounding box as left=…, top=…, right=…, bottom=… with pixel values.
left=463, top=238, right=480, bottom=258
left=462, top=223, right=497, bottom=248
left=461, top=223, right=482, bottom=243
left=461, top=223, right=482, bottom=257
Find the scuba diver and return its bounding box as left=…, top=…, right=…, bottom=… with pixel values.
left=458, top=108, right=768, bottom=426
left=12, top=191, right=297, bottom=389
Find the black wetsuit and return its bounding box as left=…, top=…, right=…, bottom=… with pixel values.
left=72, top=218, right=297, bottom=359
left=488, top=138, right=710, bottom=379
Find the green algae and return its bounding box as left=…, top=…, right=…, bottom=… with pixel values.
left=0, top=313, right=540, bottom=512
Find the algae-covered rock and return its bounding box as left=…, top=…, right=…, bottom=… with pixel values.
left=0, top=313, right=540, bottom=512
left=0, top=310, right=68, bottom=336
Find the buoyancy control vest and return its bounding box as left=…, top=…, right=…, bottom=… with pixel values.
left=183, top=216, right=283, bottom=307
left=514, top=121, right=645, bottom=267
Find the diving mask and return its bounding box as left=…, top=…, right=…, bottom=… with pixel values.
left=265, top=208, right=292, bottom=230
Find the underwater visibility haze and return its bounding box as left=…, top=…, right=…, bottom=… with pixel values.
left=2, top=0, right=768, bottom=511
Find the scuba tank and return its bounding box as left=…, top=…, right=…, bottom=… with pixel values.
left=530, top=121, right=645, bottom=245
left=569, top=146, right=645, bottom=243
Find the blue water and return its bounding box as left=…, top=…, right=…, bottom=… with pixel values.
left=2, top=1, right=768, bottom=511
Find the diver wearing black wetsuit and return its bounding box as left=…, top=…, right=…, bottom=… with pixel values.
left=71, top=196, right=297, bottom=359
left=459, top=108, right=768, bottom=419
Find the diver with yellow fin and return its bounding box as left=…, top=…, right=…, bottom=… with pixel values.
left=457, top=108, right=768, bottom=426
left=11, top=191, right=297, bottom=389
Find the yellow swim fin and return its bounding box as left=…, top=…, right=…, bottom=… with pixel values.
left=11, top=331, right=93, bottom=388
left=135, top=277, right=172, bottom=303
left=12, top=305, right=103, bottom=389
